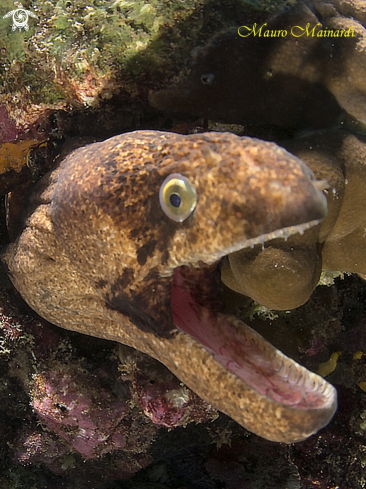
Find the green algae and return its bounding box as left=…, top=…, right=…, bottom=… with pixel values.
left=0, top=0, right=288, bottom=108
left=1, top=0, right=207, bottom=104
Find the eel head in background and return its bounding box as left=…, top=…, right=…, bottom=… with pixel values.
left=2, top=130, right=336, bottom=443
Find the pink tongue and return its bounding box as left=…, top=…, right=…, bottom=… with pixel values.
left=171, top=267, right=328, bottom=410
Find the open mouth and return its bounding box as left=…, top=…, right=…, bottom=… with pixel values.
left=1, top=129, right=337, bottom=445
left=171, top=220, right=337, bottom=438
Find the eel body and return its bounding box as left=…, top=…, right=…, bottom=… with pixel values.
left=2, top=130, right=336, bottom=443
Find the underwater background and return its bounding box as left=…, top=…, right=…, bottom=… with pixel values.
left=0, top=0, right=366, bottom=487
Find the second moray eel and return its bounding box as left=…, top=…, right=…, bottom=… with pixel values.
left=2, top=130, right=336, bottom=443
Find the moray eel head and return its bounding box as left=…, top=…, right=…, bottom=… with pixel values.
left=2, top=130, right=336, bottom=443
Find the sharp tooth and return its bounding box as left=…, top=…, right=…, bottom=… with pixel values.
left=226, top=219, right=322, bottom=256
left=313, top=179, right=330, bottom=192
left=308, top=379, right=318, bottom=392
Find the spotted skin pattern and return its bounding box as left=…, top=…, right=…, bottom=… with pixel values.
left=2, top=130, right=336, bottom=443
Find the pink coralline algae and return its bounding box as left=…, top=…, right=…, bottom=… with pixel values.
left=1, top=299, right=216, bottom=479
left=137, top=380, right=192, bottom=427
left=136, top=379, right=210, bottom=428
left=31, top=363, right=129, bottom=459
left=0, top=104, right=53, bottom=145
left=0, top=105, right=18, bottom=143
left=14, top=429, right=70, bottom=469
left=118, top=345, right=218, bottom=429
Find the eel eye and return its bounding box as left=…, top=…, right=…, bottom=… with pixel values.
left=159, top=173, right=197, bottom=222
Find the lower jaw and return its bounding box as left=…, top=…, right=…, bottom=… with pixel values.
left=171, top=264, right=337, bottom=420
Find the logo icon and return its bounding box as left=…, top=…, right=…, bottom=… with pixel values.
left=3, top=3, right=38, bottom=32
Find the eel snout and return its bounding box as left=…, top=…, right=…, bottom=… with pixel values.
left=2, top=130, right=336, bottom=443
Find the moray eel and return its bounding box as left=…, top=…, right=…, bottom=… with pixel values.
left=150, top=0, right=366, bottom=132
left=2, top=130, right=337, bottom=443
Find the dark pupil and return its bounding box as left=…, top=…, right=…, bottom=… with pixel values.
left=169, top=193, right=181, bottom=208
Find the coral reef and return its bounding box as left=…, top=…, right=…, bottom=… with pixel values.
left=1, top=0, right=366, bottom=487
left=123, top=345, right=218, bottom=428
left=0, top=102, right=55, bottom=196
left=0, top=271, right=216, bottom=487
left=0, top=0, right=292, bottom=196
left=30, top=363, right=130, bottom=459
left=0, top=0, right=288, bottom=132
left=316, top=0, right=366, bottom=125
left=222, top=129, right=366, bottom=310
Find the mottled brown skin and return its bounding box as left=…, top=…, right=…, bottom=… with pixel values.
left=2, top=130, right=335, bottom=443
left=222, top=129, right=366, bottom=310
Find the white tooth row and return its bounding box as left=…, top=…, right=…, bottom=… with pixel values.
left=277, top=361, right=305, bottom=386
left=225, top=219, right=321, bottom=256
left=275, top=352, right=334, bottom=398
left=247, top=220, right=320, bottom=249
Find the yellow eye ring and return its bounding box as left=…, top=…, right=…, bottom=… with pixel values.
left=159, top=173, right=197, bottom=222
